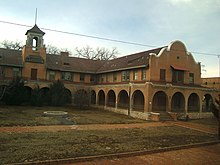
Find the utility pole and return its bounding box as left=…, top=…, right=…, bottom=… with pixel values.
left=218, top=94, right=220, bottom=140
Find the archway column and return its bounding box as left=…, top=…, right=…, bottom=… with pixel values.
left=95, top=91, right=99, bottom=105
left=115, top=95, right=118, bottom=109
left=167, top=95, right=172, bottom=112
left=185, top=98, right=188, bottom=113
left=199, top=97, right=203, bottom=113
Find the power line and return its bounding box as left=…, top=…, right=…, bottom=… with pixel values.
left=0, top=20, right=219, bottom=57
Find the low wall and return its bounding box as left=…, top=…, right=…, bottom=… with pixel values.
left=104, top=106, right=128, bottom=115
left=103, top=106, right=150, bottom=120
left=130, top=111, right=149, bottom=120
left=177, top=112, right=214, bottom=120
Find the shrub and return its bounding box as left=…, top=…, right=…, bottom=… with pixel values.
left=74, top=89, right=90, bottom=109
left=3, top=77, right=28, bottom=105
left=48, top=80, right=70, bottom=106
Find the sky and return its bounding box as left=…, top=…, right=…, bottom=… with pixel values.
left=0, top=0, right=220, bottom=77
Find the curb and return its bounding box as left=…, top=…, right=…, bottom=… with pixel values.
left=8, top=140, right=220, bottom=165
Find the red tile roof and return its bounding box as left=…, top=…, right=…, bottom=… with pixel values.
left=0, top=47, right=164, bottom=73
left=0, top=48, right=22, bottom=67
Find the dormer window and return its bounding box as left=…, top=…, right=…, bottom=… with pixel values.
left=63, top=62, right=70, bottom=66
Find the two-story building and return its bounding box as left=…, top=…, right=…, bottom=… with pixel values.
left=0, top=24, right=219, bottom=120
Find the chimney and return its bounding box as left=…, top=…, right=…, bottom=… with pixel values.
left=61, top=52, right=69, bottom=57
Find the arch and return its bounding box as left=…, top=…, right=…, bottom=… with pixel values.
left=202, top=94, right=213, bottom=112
left=74, top=89, right=89, bottom=107
left=24, top=86, right=33, bottom=102
left=132, top=90, right=145, bottom=112
left=98, top=90, right=105, bottom=105
left=64, top=88, right=72, bottom=104
left=107, top=90, right=116, bottom=107
left=171, top=92, right=185, bottom=112
left=188, top=93, right=200, bottom=112
left=152, top=91, right=168, bottom=112
left=118, top=90, right=129, bottom=109
left=33, top=36, right=38, bottom=48
left=90, top=90, right=96, bottom=105
left=0, top=85, right=7, bottom=100
left=40, top=87, right=50, bottom=105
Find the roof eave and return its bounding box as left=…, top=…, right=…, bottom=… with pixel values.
left=96, top=64, right=149, bottom=74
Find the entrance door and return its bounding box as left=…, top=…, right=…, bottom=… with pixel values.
left=31, top=68, right=37, bottom=80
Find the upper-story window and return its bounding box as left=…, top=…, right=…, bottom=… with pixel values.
left=61, top=72, right=72, bottom=81
left=49, top=71, right=55, bottom=80
left=90, top=75, right=96, bottom=83
left=172, top=70, right=184, bottom=83
left=133, top=70, right=138, bottom=81
left=122, top=71, right=130, bottom=81
left=160, top=69, right=166, bottom=81
left=141, top=68, right=146, bottom=80
left=106, top=74, right=109, bottom=82
left=189, top=73, right=194, bottom=84
left=0, top=66, right=4, bottom=77
left=113, top=73, right=117, bottom=82
left=13, top=68, right=21, bottom=77
left=80, top=74, right=85, bottom=82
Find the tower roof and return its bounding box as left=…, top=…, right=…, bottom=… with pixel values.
left=25, top=24, right=45, bottom=35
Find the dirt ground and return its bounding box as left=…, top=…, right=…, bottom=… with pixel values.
left=0, top=120, right=219, bottom=165
left=68, top=143, right=220, bottom=165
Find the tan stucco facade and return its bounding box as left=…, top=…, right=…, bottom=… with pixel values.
left=0, top=25, right=219, bottom=120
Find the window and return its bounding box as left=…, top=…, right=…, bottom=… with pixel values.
left=172, top=70, right=184, bottom=83
left=160, top=69, right=166, bottom=81
left=90, top=75, right=96, bottom=83
left=106, top=74, right=109, bottom=82
left=141, top=69, right=146, bottom=80
left=13, top=68, right=21, bottom=77
left=49, top=71, right=55, bottom=80
left=133, top=70, right=138, bottom=80
left=0, top=66, right=4, bottom=77
left=61, top=72, right=72, bottom=81
left=122, top=71, right=130, bottom=81
left=113, top=73, right=117, bottom=82
left=32, top=37, right=38, bottom=51
left=31, top=68, right=38, bottom=80
left=80, top=74, right=85, bottom=82
left=101, top=75, right=104, bottom=82
left=189, top=73, right=194, bottom=84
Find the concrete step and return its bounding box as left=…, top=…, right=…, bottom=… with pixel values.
left=158, top=112, right=173, bottom=121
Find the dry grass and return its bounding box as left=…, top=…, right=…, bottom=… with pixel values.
left=0, top=126, right=217, bottom=164
left=0, top=106, right=145, bottom=126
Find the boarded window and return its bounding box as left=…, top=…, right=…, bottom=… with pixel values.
left=189, top=73, right=194, bottom=84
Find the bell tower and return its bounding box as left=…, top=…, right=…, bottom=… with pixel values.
left=25, top=24, right=45, bottom=50
left=21, top=24, right=47, bottom=81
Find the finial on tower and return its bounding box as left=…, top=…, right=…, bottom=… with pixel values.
left=35, top=8, right=38, bottom=24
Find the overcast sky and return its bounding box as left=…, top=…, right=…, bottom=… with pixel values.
left=0, top=0, right=219, bottom=77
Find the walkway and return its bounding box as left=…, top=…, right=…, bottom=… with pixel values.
left=0, top=120, right=218, bottom=135
left=0, top=121, right=218, bottom=135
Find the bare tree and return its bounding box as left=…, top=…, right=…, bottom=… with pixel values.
left=75, top=46, right=118, bottom=60
left=46, top=45, right=73, bottom=55
left=46, top=45, right=61, bottom=54
left=0, top=40, right=23, bottom=50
